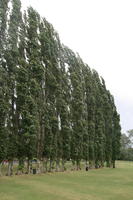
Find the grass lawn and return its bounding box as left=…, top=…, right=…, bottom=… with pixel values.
left=0, top=161, right=133, bottom=200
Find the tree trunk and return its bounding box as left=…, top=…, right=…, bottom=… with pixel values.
left=44, top=158, right=48, bottom=173
left=8, top=160, right=13, bottom=176
left=112, top=160, right=115, bottom=168
left=42, top=158, right=45, bottom=173
left=62, top=159, right=66, bottom=172
left=17, top=159, right=24, bottom=175
left=72, top=160, right=75, bottom=170
left=95, top=160, right=98, bottom=169
left=37, top=160, right=40, bottom=174
left=76, top=160, right=80, bottom=170
left=100, top=160, right=104, bottom=168
left=85, top=160, right=89, bottom=167
left=56, top=159, right=60, bottom=172
left=85, top=160, right=89, bottom=171
left=0, top=162, right=2, bottom=176
left=27, top=159, right=31, bottom=174
left=89, top=160, right=93, bottom=169
left=106, top=160, right=111, bottom=168
left=49, top=159, right=53, bottom=172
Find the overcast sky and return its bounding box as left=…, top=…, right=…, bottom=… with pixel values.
left=21, top=0, right=133, bottom=133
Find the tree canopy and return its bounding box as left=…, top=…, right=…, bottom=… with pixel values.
left=0, top=0, right=121, bottom=175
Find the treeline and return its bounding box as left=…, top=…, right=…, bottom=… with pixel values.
left=119, top=130, right=133, bottom=161
left=0, top=0, right=121, bottom=176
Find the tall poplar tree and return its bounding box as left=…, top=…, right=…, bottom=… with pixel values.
left=64, top=47, right=85, bottom=169
left=0, top=0, right=9, bottom=175
left=83, top=65, right=95, bottom=167
left=5, top=0, right=22, bottom=175
left=92, top=71, right=105, bottom=168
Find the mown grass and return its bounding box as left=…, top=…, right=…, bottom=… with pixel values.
left=0, top=161, right=133, bottom=200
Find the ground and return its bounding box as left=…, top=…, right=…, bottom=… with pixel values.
left=0, top=161, right=133, bottom=200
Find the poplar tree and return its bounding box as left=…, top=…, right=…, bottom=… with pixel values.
left=0, top=0, right=9, bottom=175
left=39, top=18, right=61, bottom=171
left=83, top=65, right=95, bottom=168
left=58, top=46, right=72, bottom=171
left=112, top=103, right=121, bottom=168
left=0, top=67, right=9, bottom=175
left=16, top=11, right=31, bottom=172
left=24, top=7, right=43, bottom=171
left=64, top=47, right=85, bottom=170
left=105, top=91, right=114, bottom=167
left=4, top=0, right=22, bottom=175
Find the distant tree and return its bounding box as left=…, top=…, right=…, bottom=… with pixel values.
left=119, top=131, right=133, bottom=161
left=121, top=134, right=131, bottom=149
left=127, top=129, right=133, bottom=145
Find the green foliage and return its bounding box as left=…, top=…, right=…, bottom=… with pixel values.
left=0, top=0, right=121, bottom=174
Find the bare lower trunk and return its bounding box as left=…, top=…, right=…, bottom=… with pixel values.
left=62, top=159, right=66, bottom=172
left=17, top=159, right=24, bottom=175
left=100, top=160, right=104, bottom=168
left=89, top=160, right=92, bottom=169
left=71, top=160, right=75, bottom=170
left=27, top=159, right=31, bottom=174
left=43, top=158, right=48, bottom=173
left=37, top=160, right=41, bottom=174
left=56, top=159, right=60, bottom=172
left=8, top=160, right=13, bottom=176
left=0, top=162, right=2, bottom=176
left=95, top=160, right=98, bottom=169
left=112, top=160, right=115, bottom=168
left=76, top=160, right=81, bottom=170
left=49, top=159, right=53, bottom=172
left=42, top=158, right=45, bottom=173
left=85, top=160, right=89, bottom=171
left=106, top=160, right=111, bottom=168
left=85, top=160, right=89, bottom=167
left=45, top=159, right=48, bottom=172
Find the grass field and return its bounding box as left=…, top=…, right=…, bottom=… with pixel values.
left=0, top=161, right=133, bottom=200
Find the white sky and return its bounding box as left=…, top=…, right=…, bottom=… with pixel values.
left=21, top=0, right=133, bottom=133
